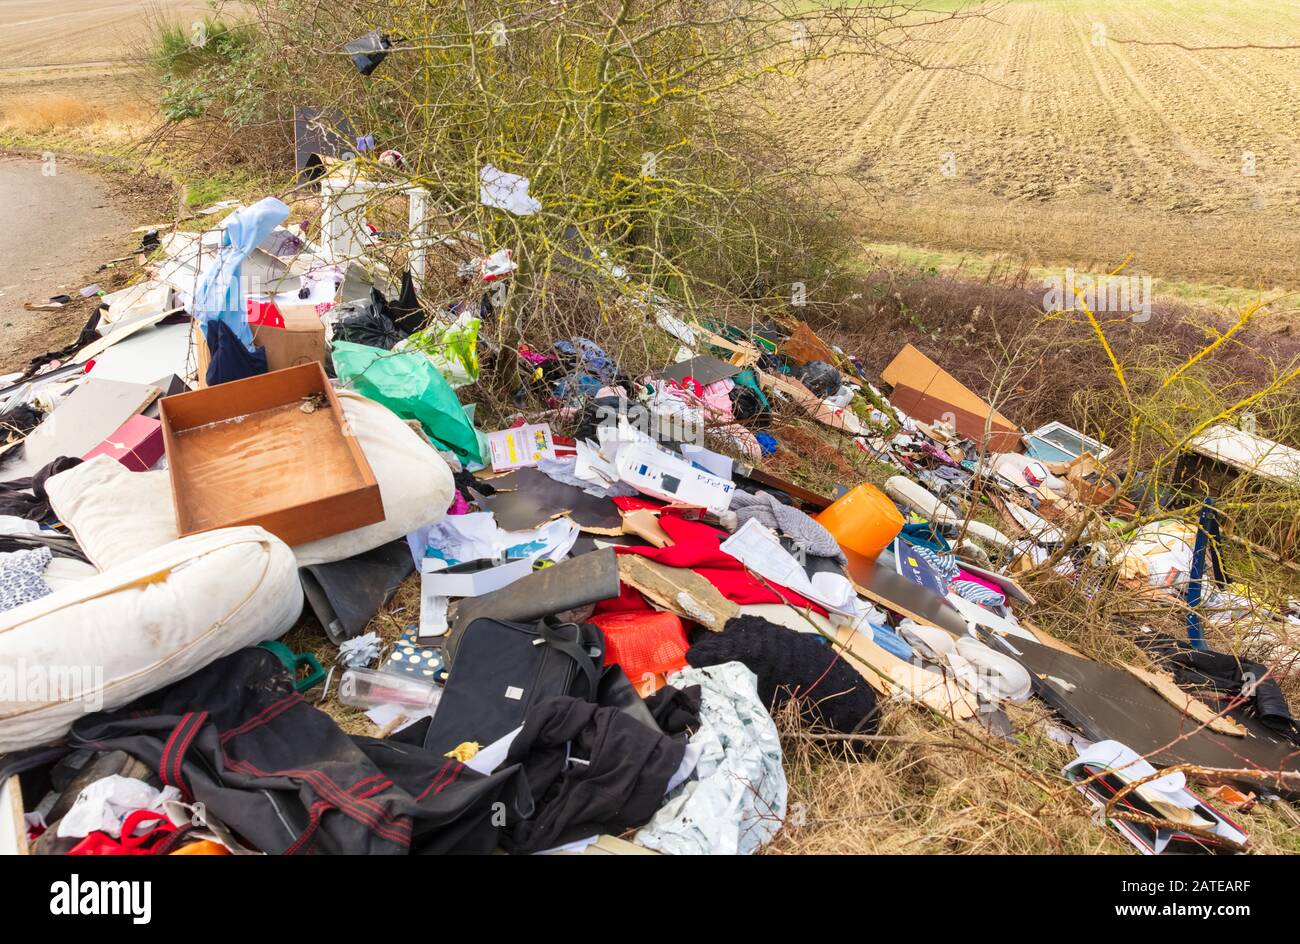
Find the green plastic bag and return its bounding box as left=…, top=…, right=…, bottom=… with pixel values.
left=332, top=340, right=482, bottom=467
left=396, top=311, right=481, bottom=388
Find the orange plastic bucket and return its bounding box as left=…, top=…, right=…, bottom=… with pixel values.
left=817, top=483, right=904, bottom=559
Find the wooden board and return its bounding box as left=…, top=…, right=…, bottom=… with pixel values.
left=780, top=321, right=837, bottom=366
left=834, top=627, right=979, bottom=719
left=994, top=634, right=1300, bottom=794
left=0, top=776, right=27, bottom=856
left=159, top=362, right=383, bottom=547
left=23, top=378, right=161, bottom=468
left=881, top=344, right=1016, bottom=428
left=732, top=462, right=832, bottom=511
left=1120, top=663, right=1248, bottom=737
left=757, top=370, right=863, bottom=434
left=880, top=343, right=1019, bottom=450
left=842, top=547, right=968, bottom=635
left=617, top=555, right=739, bottom=631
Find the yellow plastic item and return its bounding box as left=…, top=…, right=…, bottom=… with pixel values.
left=816, top=483, right=904, bottom=559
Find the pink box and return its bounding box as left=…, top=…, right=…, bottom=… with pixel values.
left=83, top=415, right=164, bottom=471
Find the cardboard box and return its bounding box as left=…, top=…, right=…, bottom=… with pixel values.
left=159, top=363, right=384, bottom=546
left=83, top=415, right=164, bottom=471
left=192, top=303, right=327, bottom=388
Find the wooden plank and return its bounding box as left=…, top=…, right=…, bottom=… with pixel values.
left=0, top=776, right=28, bottom=856
left=757, top=370, right=863, bottom=434
left=833, top=627, right=979, bottom=719
left=733, top=462, right=832, bottom=511
left=1120, top=663, right=1248, bottom=737
left=617, top=555, right=738, bottom=631
left=881, top=344, right=1016, bottom=428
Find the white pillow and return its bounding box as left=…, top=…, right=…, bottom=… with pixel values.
left=46, top=389, right=455, bottom=570
left=0, top=526, right=302, bottom=752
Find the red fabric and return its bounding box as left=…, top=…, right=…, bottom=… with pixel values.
left=614, top=513, right=829, bottom=615
left=593, top=581, right=654, bottom=614
left=68, top=810, right=176, bottom=856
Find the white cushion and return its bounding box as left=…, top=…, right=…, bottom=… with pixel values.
left=0, top=526, right=302, bottom=752
left=45, top=456, right=175, bottom=572
left=46, top=389, right=455, bottom=570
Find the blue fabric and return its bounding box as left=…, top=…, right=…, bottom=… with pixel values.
left=900, top=521, right=951, bottom=554
left=952, top=579, right=1006, bottom=608
left=755, top=432, right=778, bottom=456
left=870, top=622, right=913, bottom=661
left=205, top=320, right=267, bottom=386
left=192, top=197, right=290, bottom=351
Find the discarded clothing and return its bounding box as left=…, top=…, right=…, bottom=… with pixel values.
left=634, top=662, right=787, bottom=855
left=501, top=695, right=685, bottom=854
left=0, top=456, right=81, bottom=524
left=1146, top=636, right=1300, bottom=745
left=192, top=197, right=290, bottom=351
left=727, top=489, right=846, bottom=564
left=616, top=513, right=828, bottom=615
left=0, top=545, right=53, bottom=612
left=643, top=683, right=703, bottom=737
left=204, top=319, right=268, bottom=387
left=0, top=404, right=43, bottom=442
left=50, top=648, right=526, bottom=854
left=687, top=615, right=878, bottom=735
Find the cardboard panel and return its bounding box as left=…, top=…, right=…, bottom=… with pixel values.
left=24, top=379, right=161, bottom=468
left=888, top=385, right=1021, bottom=451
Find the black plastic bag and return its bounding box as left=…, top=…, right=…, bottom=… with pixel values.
left=333, top=288, right=405, bottom=350
left=796, top=359, right=841, bottom=399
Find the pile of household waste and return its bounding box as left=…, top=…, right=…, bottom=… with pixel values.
left=1, top=196, right=1298, bottom=856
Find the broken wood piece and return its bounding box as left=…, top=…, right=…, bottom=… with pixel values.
left=833, top=627, right=979, bottom=719
left=0, top=776, right=26, bottom=855
left=620, top=508, right=672, bottom=548
left=1120, top=663, right=1248, bottom=737
left=617, top=555, right=738, bottom=631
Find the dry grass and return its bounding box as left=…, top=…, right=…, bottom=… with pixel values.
left=767, top=697, right=1300, bottom=855
left=0, top=96, right=156, bottom=149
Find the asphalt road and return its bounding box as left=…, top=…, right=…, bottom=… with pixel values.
left=0, top=155, right=127, bottom=369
